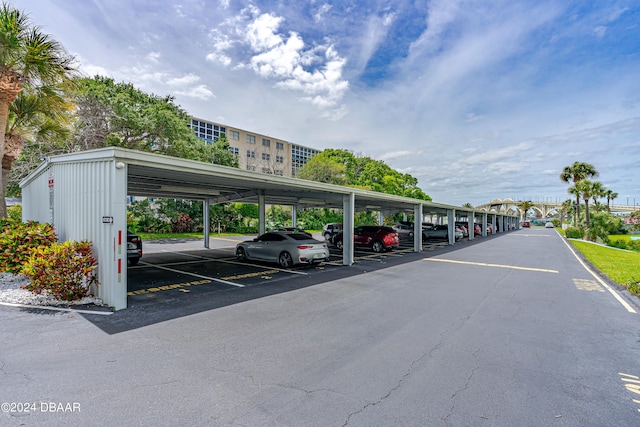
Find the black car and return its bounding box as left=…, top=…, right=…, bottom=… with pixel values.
left=127, top=230, right=143, bottom=265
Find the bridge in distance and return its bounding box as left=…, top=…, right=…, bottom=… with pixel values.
left=475, top=197, right=638, bottom=218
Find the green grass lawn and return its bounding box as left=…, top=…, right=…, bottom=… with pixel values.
left=570, top=240, right=640, bottom=294
left=609, top=234, right=640, bottom=243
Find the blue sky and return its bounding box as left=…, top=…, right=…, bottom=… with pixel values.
left=13, top=0, right=640, bottom=207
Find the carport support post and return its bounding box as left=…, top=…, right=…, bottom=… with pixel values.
left=414, top=204, right=422, bottom=252
left=258, top=192, right=266, bottom=235
left=491, top=214, right=496, bottom=234
left=482, top=213, right=488, bottom=237
left=447, top=209, right=455, bottom=245
left=468, top=215, right=474, bottom=241
left=204, top=199, right=210, bottom=248
left=343, top=193, right=355, bottom=266
left=291, top=205, right=297, bottom=227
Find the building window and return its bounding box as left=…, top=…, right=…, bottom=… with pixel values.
left=247, top=150, right=255, bottom=158
left=276, top=142, right=284, bottom=150
left=229, top=130, right=239, bottom=140
left=246, top=165, right=256, bottom=171
left=262, top=153, right=270, bottom=161
left=189, top=119, right=226, bottom=143
left=291, top=144, right=320, bottom=175
left=276, top=155, right=284, bottom=163
left=247, top=134, right=256, bottom=144
left=274, top=170, right=284, bottom=176
left=262, top=138, right=270, bottom=147
left=229, top=147, right=239, bottom=156
left=262, top=168, right=272, bottom=174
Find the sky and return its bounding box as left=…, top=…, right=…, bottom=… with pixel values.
left=12, top=0, right=640, bottom=207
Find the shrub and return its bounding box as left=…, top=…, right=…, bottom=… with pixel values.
left=0, top=219, right=57, bottom=274
left=7, top=204, right=22, bottom=222
left=172, top=213, right=193, bottom=233
left=565, top=227, right=584, bottom=239
left=22, top=240, right=98, bottom=301
left=608, top=240, right=628, bottom=250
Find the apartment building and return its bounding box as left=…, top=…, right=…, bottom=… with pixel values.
left=189, top=117, right=320, bottom=177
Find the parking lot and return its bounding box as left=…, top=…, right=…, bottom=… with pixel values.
left=103, top=233, right=463, bottom=332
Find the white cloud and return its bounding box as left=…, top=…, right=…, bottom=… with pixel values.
left=174, top=85, right=215, bottom=100
left=205, top=8, right=349, bottom=117
left=379, top=150, right=420, bottom=161
left=146, top=52, right=161, bottom=63
left=314, top=3, right=332, bottom=22
left=593, top=26, right=607, bottom=38
left=167, top=74, right=202, bottom=86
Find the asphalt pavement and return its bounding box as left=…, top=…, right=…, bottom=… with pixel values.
left=2, top=228, right=640, bottom=426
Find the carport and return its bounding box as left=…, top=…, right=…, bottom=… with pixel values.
left=20, top=147, right=516, bottom=310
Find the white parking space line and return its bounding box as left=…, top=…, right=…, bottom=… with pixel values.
left=139, top=261, right=244, bottom=287
left=425, top=258, right=559, bottom=273
left=154, top=250, right=309, bottom=275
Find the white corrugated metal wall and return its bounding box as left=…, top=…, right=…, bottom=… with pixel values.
left=21, top=165, right=50, bottom=222
left=22, top=158, right=128, bottom=310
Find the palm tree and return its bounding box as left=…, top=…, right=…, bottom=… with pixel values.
left=561, top=199, right=574, bottom=224
left=576, top=180, right=596, bottom=227
left=2, top=83, right=72, bottom=200
left=560, top=161, right=599, bottom=224
left=0, top=2, right=76, bottom=217
left=567, top=185, right=581, bottom=224
left=604, top=189, right=618, bottom=212
left=517, top=200, right=534, bottom=222
left=589, top=181, right=606, bottom=213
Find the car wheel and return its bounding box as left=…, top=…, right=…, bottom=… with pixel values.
left=408, top=231, right=414, bottom=238
left=129, top=257, right=139, bottom=266
left=279, top=252, right=294, bottom=268
left=236, top=247, right=247, bottom=261
left=335, top=239, right=343, bottom=250
left=371, top=240, right=384, bottom=253
left=323, top=233, right=330, bottom=241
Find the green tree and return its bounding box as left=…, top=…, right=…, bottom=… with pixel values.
left=585, top=211, right=624, bottom=242
left=298, top=148, right=431, bottom=201
left=296, top=151, right=347, bottom=185
left=517, top=200, right=534, bottom=222
left=71, top=76, right=237, bottom=166
left=630, top=210, right=640, bottom=233
left=560, top=161, right=599, bottom=224
left=0, top=2, right=76, bottom=217
left=604, top=189, right=618, bottom=212
left=3, top=82, right=72, bottom=198
left=561, top=199, right=574, bottom=224
left=589, top=181, right=606, bottom=213
left=576, top=179, right=597, bottom=227
left=208, top=133, right=238, bottom=168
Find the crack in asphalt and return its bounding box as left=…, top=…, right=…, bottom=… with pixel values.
left=341, top=322, right=454, bottom=426
left=444, top=348, right=481, bottom=426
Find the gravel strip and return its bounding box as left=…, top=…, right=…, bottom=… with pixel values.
left=0, top=272, right=104, bottom=307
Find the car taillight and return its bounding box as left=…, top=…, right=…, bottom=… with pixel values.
left=297, top=245, right=313, bottom=249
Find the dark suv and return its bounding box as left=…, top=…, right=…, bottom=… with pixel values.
left=333, top=225, right=400, bottom=253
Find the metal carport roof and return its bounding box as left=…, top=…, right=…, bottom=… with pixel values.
left=20, top=147, right=518, bottom=310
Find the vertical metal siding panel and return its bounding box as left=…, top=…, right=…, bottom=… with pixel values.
left=22, top=169, right=50, bottom=223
